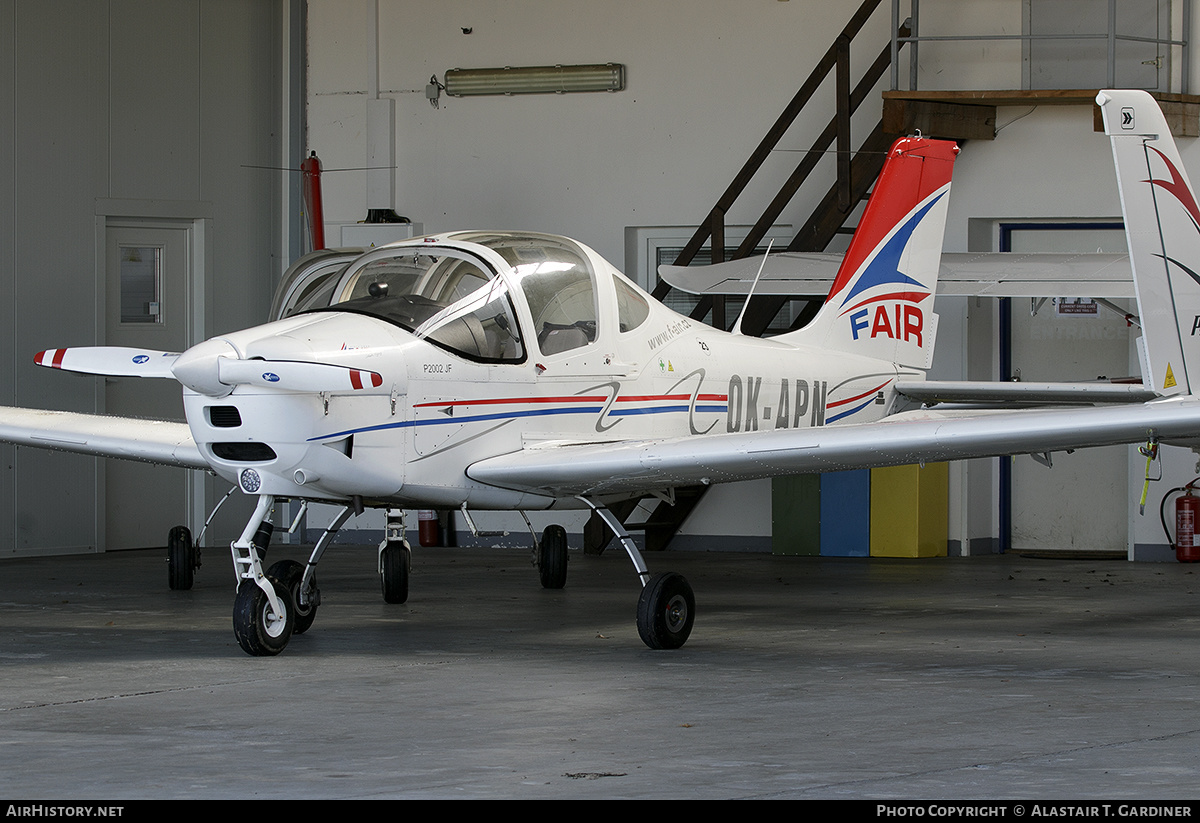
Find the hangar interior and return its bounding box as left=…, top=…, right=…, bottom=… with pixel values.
left=1, top=0, right=1197, bottom=562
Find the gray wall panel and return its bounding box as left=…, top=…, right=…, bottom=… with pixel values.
left=109, top=0, right=202, bottom=202
left=0, top=1, right=15, bottom=554
left=2, top=0, right=283, bottom=554
left=13, top=1, right=109, bottom=553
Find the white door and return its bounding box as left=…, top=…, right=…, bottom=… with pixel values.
left=104, top=225, right=193, bottom=549
left=1007, top=226, right=1131, bottom=553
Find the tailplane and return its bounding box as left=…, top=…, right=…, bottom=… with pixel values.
left=779, top=136, right=958, bottom=370
left=1099, top=89, right=1200, bottom=397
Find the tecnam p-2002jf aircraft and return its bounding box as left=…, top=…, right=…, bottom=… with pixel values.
left=1, top=89, right=1198, bottom=656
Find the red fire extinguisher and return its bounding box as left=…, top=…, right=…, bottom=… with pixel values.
left=418, top=509, right=440, bottom=547
left=1177, top=486, right=1200, bottom=562
left=301, top=151, right=325, bottom=252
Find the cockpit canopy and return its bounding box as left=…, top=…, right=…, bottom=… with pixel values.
left=302, top=232, right=612, bottom=363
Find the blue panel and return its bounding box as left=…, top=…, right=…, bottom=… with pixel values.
left=820, top=470, right=870, bottom=556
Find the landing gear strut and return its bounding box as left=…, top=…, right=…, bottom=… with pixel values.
left=580, top=497, right=696, bottom=650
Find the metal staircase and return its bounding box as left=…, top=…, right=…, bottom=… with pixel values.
left=586, top=0, right=916, bottom=554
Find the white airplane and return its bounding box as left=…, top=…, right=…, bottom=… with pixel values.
left=1, top=89, right=1197, bottom=657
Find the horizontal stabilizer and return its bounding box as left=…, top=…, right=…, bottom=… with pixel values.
left=35, top=347, right=179, bottom=378
left=216, top=359, right=384, bottom=393
left=659, top=252, right=1135, bottom=298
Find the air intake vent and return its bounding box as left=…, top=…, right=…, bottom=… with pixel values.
left=207, top=406, right=242, bottom=428
left=211, top=442, right=276, bottom=462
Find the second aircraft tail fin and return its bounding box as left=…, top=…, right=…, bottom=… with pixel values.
left=1099, top=89, right=1200, bottom=397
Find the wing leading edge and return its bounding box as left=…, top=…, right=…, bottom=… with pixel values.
left=0, top=407, right=206, bottom=469
left=466, top=399, right=1200, bottom=498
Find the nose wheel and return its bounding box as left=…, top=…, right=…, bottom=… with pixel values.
left=266, top=559, right=319, bottom=634
left=233, top=575, right=294, bottom=656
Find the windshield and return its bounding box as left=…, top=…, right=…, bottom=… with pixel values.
left=453, top=233, right=598, bottom=355
left=314, top=249, right=524, bottom=362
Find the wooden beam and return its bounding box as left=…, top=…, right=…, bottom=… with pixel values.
left=884, top=89, right=1200, bottom=139
left=882, top=98, right=996, bottom=141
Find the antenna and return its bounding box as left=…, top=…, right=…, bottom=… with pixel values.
left=733, top=240, right=774, bottom=335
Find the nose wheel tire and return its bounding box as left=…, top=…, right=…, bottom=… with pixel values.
left=380, top=541, right=411, bottom=604
left=266, top=559, right=318, bottom=635
left=636, top=572, right=695, bottom=650
left=167, top=525, right=197, bottom=591
left=538, top=524, right=569, bottom=589
left=233, top=577, right=294, bottom=656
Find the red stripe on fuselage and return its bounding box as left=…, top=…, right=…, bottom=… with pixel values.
left=826, top=380, right=892, bottom=408
left=413, top=392, right=730, bottom=409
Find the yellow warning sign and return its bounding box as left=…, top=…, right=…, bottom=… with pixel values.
left=1165, top=363, right=1177, bottom=389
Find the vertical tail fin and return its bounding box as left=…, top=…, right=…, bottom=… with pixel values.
left=1098, top=89, right=1199, bottom=397
left=780, top=137, right=958, bottom=369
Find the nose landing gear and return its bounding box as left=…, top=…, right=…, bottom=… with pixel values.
left=227, top=498, right=352, bottom=656
left=229, top=495, right=293, bottom=656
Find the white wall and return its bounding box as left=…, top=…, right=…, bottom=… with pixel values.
left=307, top=0, right=899, bottom=266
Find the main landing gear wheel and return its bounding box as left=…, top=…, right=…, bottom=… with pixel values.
left=233, top=577, right=294, bottom=656
left=538, top=524, right=568, bottom=589
left=636, top=572, right=695, bottom=650
left=380, top=540, right=411, bottom=604
left=167, top=525, right=197, bottom=591
left=267, top=559, right=318, bottom=635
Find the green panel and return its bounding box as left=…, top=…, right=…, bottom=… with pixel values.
left=772, top=474, right=820, bottom=555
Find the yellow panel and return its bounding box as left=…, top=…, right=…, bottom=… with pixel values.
left=869, top=463, right=948, bottom=558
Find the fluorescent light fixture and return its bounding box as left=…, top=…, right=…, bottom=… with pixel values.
left=444, top=64, right=625, bottom=97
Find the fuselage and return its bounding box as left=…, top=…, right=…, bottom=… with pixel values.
left=182, top=232, right=918, bottom=510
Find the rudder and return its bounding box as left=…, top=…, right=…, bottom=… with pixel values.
left=780, top=137, right=959, bottom=370
left=1098, top=89, right=1200, bottom=397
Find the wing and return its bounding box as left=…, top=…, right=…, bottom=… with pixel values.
left=0, top=406, right=207, bottom=469
left=467, top=399, right=1200, bottom=498
left=658, top=251, right=1134, bottom=298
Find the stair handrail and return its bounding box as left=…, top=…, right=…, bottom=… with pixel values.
left=655, top=0, right=904, bottom=297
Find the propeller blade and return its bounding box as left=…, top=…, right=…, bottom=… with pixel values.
left=216, top=359, right=383, bottom=392
left=34, top=347, right=180, bottom=378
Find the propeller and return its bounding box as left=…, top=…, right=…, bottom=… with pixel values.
left=35, top=347, right=180, bottom=378
left=35, top=346, right=382, bottom=397
left=217, top=358, right=383, bottom=392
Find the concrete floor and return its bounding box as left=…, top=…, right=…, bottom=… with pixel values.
left=1, top=543, right=1199, bottom=800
